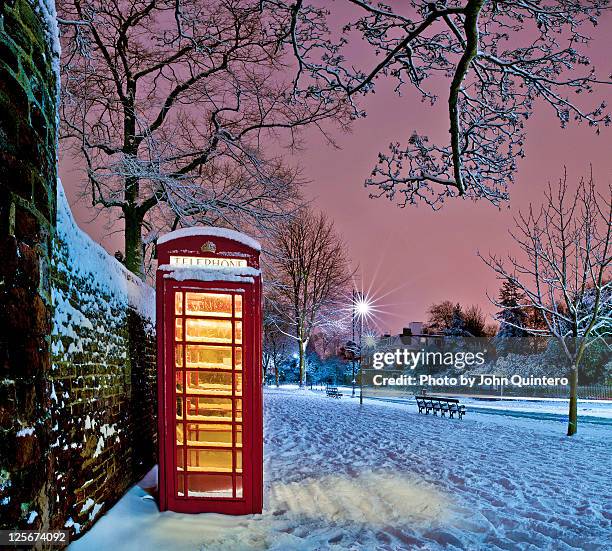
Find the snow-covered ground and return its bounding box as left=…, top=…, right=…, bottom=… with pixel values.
left=362, top=393, right=612, bottom=422
left=70, top=388, right=611, bottom=550
left=459, top=396, right=612, bottom=420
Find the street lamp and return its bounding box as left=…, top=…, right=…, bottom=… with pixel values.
left=351, top=290, right=371, bottom=403
left=351, top=289, right=357, bottom=397
left=357, top=296, right=370, bottom=406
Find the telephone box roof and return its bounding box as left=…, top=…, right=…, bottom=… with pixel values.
left=157, top=226, right=261, bottom=251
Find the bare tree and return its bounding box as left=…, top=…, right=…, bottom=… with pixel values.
left=263, top=295, right=292, bottom=387
left=311, top=317, right=349, bottom=360
left=463, top=304, right=488, bottom=337
left=427, top=300, right=489, bottom=336
left=426, top=300, right=462, bottom=333
left=481, top=173, right=612, bottom=435
left=58, top=0, right=349, bottom=277
left=267, top=209, right=352, bottom=386
left=272, top=0, right=611, bottom=208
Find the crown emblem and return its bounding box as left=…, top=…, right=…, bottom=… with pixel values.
left=201, top=241, right=216, bottom=253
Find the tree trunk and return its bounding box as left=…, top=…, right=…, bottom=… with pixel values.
left=567, top=365, right=578, bottom=436
left=298, top=339, right=306, bottom=387
left=262, top=353, right=270, bottom=386
left=275, top=361, right=279, bottom=387
left=124, top=211, right=145, bottom=278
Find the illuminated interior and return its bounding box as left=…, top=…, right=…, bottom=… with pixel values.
left=174, top=290, right=245, bottom=498
left=185, top=292, right=233, bottom=317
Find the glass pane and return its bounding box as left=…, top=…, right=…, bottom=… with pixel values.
left=235, top=348, right=242, bottom=371
left=234, top=399, right=242, bottom=422
left=234, top=425, right=242, bottom=448
left=185, top=293, right=232, bottom=317
left=176, top=397, right=183, bottom=419
left=186, top=371, right=232, bottom=395
left=186, top=423, right=232, bottom=447
left=177, top=447, right=184, bottom=469
left=175, top=371, right=183, bottom=393
left=175, top=292, right=183, bottom=314
left=176, top=424, right=184, bottom=445
left=187, top=449, right=232, bottom=472
left=236, top=424, right=242, bottom=446
left=186, top=345, right=232, bottom=369
left=187, top=474, right=232, bottom=498
left=177, top=473, right=185, bottom=497
left=236, top=475, right=243, bottom=498
left=175, top=318, right=183, bottom=341
left=236, top=450, right=242, bottom=472
left=186, top=397, right=232, bottom=421
left=234, top=373, right=242, bottom=396
left=235, top=321, right=242, bottom=344
left=175, top=345, right=183, bottom=368
left=235, top=295, right=242, bottom=318
left=186, top=319, right=232, bottom=343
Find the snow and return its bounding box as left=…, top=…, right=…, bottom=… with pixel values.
left=92, top=437, right=104, bottom=459
left=157, top=226, right=261, bottom=251
left=55, top=179, right=155, bottom=322
left=90, top=423, right=122, bottom=457
left=27, top=511, right=38, bottom=524
left=89, top=503, right=104, bottom=522
left=362, top=392, right=612, bottom=422
left=460, top=396, right=612, bottom=420
left=50, top=383, right=57, bottom=403
left=80, top=499, right=95, bottom=513
left=80, top=499, right=103, bottom=521
left=158, top=264, right=260, bottom=284
left=69, top=388, right=611, bottom=550
left=64, top=517, right=81, bottom=535
left=32, top=1, right=61, bottom=134
left=16, top=427, right=35, bottom=437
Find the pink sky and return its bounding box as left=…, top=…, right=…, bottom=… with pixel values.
left=59, top=9, right=612, bottom=334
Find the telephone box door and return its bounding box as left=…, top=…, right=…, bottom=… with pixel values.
left=161, top=282, right=258, bottom=514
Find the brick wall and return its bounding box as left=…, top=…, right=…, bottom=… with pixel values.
left=0, top=1, right=158, bottom=541
left=49, top=182, right=157, bottom=537
left=0, top=0, right=59, bottom=534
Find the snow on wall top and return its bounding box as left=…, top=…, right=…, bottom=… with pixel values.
left=56, top=179, right=155, bottom=321
left=157, top=227, right=261, bottom=251
left=32, top=0, right=61, bottom=134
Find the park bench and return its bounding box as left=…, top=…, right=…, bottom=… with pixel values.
left=326, top=386, right=343, bottom=398
left=415, top=396, right=466, bottom=419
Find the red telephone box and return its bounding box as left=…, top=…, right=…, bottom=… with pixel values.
left=156, top=227, right=263, bottom=514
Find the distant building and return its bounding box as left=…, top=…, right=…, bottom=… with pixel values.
left=402, top=322, right=424, bottom=336
left=371, top=322, right=445, bottom=352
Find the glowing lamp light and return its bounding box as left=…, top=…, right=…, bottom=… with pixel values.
left=355, top=297, right=371, bottom=317
left=363, top=333, right=378, bottom=349
left=341, top=278, right=394, bottom=334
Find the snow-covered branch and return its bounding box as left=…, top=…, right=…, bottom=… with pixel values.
left=58, top=0, right=350, bottom=276
left=271, top=0, right=611, bottom=208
